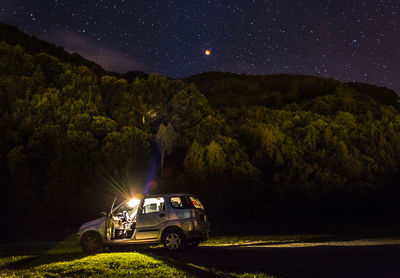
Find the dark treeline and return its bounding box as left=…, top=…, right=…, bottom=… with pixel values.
left=0, top=22, right=105, bottom=76
left=1, top=23, right=400, bottom=235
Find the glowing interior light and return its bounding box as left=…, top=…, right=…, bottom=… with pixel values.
left=128, top=198, right=140, bottom=208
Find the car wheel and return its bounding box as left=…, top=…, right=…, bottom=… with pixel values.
left=186, top=240, right=200, bottom=249
left=80, top=231, right=104, bottom=253
left=163, top=229, right=184, bottom=251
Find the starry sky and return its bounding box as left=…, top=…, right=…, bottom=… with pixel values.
left=1, top=0, right=399, bottom=92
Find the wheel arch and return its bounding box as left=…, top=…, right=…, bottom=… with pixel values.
left=161, top=225, right=185, bottom=241
left=80, top=229, right=104, bottom=244
left=80, top=230, right=105, bottom=253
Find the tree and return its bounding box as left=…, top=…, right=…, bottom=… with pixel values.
left=184, top=140, right=206, bottom=178
left=304, top=124, right=319, bottom=152
left=155, top=123, right=176, bottom=181
left=205, top=140, right=226, bottom=174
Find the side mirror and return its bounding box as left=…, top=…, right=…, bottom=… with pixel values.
left=99, top=211, right=107, bottom=217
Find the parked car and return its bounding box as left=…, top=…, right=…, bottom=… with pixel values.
left=77, top=193, right=209, bottom=252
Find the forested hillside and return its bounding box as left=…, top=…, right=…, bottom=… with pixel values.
left=1, top=23, right=400, bottom=233
left=0, top=22, right=105, bottom=75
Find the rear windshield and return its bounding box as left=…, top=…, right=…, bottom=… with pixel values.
left=170, top=195, right=205, bottom=210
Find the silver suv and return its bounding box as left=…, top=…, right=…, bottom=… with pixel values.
left=77, top=193, right=209, bottom=252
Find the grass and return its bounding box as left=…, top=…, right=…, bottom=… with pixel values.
left=0, top=252, right=273, bottom=278
left=0, top=235, right=276, bottom=277
left=1, top=252, right=195, bottom=277
left=202, top=233, right=327, bottom=246
left=0, top=236, right=196, bottom=277
left=2, top=232, right=397, bottom=277
left=0, top=256, right=33, bottom=267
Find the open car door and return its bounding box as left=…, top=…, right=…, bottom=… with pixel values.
left=105, top=197, right=117, bottom=240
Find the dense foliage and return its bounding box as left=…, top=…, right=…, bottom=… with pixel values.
left=1, top=23, right=400, bottom=232
left=0, top=22, right=105, bottom=76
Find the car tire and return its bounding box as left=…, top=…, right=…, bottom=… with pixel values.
left=186, top=240, right=200, bottom=249
left=162, top=229, right=184, bottom=251
left=80, top=231, right=104, bottom=253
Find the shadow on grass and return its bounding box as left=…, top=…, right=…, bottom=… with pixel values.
left=1, top=243, right=222, bottom=277
left=1, top=252, right=88, bottom=270
left=106, top=245, right=223, bottom=277
left=143, top=243, right=400, bottom=278
left=0, top=235, right=89, bottom=271
left=4, top=234, right=400, bottom=278
left=142, top=250, right=223, bottom=278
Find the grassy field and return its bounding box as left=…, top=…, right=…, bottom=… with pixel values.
left=202, top=234, right=326, bottom=246
left=2, top=233, right=398, bottom=277
left=0, top=253, right=271, bottom=277
left=1, top=253, right=196, bottom=277
left=1, top=252, right=209, bottom=277
left=0, top=235, right=277, bottom=277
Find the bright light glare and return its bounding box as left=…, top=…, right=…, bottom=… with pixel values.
left=128, top=198, right=140, bottom=208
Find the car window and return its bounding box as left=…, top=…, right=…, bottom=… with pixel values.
left=170, top=196, right=194, bottom=209
left=170, top=195, right=205, bottom=210
left=190, top=196, right=205, bottom=210
left=142, top=197, right=164, bottom=214
left=170, top=197, right=183, bottom=208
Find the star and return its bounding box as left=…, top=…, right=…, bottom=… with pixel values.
left=2, top=0, right=399, bottom=92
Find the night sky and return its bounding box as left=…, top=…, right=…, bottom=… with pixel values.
left=1, top=0, right=399, bottom=92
